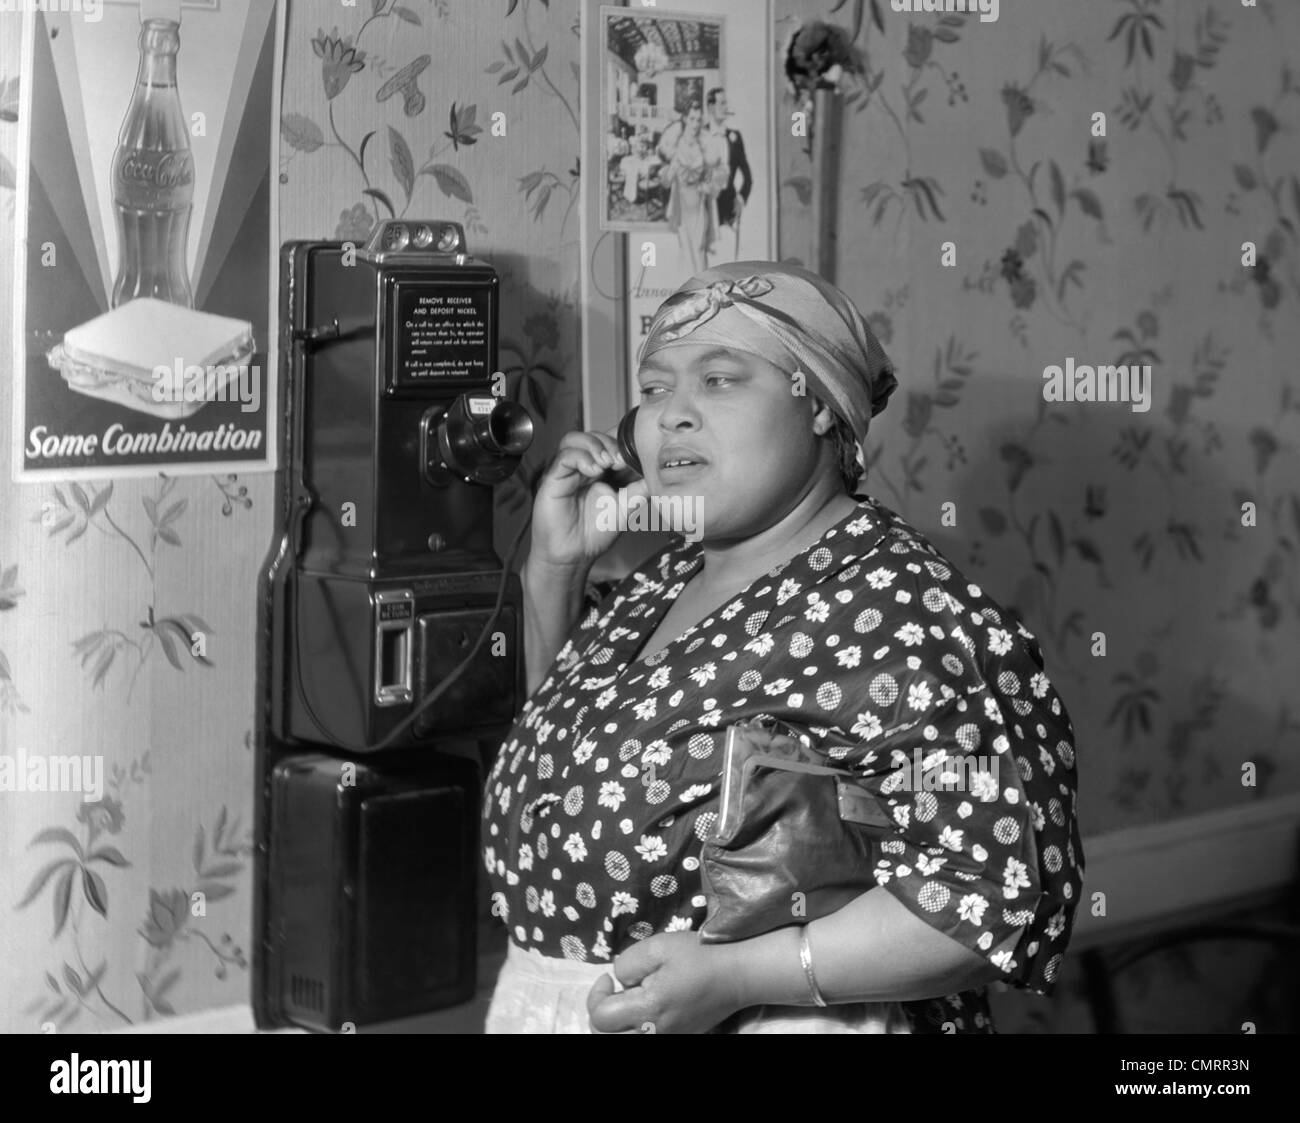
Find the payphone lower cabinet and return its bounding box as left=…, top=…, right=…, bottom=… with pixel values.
left=258, top=221, right=530, bottom=1031
left=266, top=752, right=478, bottom=1031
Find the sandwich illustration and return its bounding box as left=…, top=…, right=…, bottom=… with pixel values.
left=46, top=298, right=256, bottom=420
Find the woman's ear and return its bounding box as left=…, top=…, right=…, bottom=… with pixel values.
left=810, top=395, right=837, bottom=436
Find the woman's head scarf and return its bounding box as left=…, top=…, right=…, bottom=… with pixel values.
left=635, top=261, right=899, bottom=450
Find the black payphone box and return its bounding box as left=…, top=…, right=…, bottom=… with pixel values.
left=268, top=221, right=529, bottom=753
left=254, top=221, right=533, bottom=1031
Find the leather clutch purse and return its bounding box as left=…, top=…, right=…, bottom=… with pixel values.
left=698, top=715, right=892, bottom=944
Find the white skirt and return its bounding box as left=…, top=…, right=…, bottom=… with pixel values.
left=484, top=941, right=913, bottom=1034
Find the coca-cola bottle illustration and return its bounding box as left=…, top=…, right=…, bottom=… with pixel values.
left=111, top=18, right=194, bottom=308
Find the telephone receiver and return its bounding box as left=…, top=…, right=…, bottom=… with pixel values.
left=611, top=405, right=643, bottom=483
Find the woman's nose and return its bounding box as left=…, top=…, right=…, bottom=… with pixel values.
left=656, top=389, right=702, bottom=431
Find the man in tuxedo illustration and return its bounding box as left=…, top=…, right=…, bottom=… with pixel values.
left=705, top=87, right=752, bottom=249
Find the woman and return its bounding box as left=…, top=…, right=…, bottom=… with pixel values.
left=482, top=261, right=1084, bottom=1033
left=659, top=102, right=724, bottom=273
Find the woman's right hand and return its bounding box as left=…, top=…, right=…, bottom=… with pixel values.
left=529, top=430, right=650, bottom=570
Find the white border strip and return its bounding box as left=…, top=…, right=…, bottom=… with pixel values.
left=12, top=6, right=35, bottom=484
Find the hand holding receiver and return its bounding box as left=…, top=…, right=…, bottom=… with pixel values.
left=529, top=427, right=649, bottom=571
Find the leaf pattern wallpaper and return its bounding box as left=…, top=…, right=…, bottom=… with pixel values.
left=776, top=0, right=1300, bottom=828
left=0, top=0, right=1296, bottom=1031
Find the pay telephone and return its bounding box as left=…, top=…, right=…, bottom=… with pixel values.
left=253, top=220, right=535, bottom=1032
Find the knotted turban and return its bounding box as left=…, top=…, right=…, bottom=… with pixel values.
left=635, top=261, right=899, bottom=448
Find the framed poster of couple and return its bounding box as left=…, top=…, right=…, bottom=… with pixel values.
left=581, top=0, right=776, bottom=436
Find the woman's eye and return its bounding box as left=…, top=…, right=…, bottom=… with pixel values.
left=638, top=377, right=734, bottom=397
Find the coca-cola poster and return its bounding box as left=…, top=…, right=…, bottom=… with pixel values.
left=10, top=0, right=284, bottom=482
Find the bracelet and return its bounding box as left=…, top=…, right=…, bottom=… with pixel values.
left=798, top=926, right=828, bottom=1008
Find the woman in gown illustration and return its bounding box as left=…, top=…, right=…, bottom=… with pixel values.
left=659, top=102, right=726, bottom=273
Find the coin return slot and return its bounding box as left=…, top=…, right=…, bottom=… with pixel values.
left=375, top=619, right=414, bottom=706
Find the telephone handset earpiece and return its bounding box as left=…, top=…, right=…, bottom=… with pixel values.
left=615, top=406, right=642, bottom=478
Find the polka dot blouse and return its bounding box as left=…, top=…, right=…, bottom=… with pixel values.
left=482, top=496, right=1084, bottom=1033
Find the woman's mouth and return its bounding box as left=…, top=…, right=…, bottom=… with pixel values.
left=659, top=459, right=707, bottom=476
left=657, top=446, right=709, bottom=478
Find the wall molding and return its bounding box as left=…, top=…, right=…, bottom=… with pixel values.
left=111, top=1005, right=302, bottom=1034
left=1070, top=794, right=1300, bottom=951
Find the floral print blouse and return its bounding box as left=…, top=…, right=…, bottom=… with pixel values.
left=482, top=496, right=1084, bottom=1033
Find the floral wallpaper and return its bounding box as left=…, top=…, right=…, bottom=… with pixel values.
left=276, top=0, right=584, bottom=542
left=776, top=0, right=1300, bottom=833
left=0, top=0, right=1297, bottom=1033
left=0, top=0, right=582, bottom=1031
